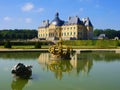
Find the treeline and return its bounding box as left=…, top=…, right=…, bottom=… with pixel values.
left=0, top=29, right=120, bottom=40
left=0, top=29, right=37, bottom=40
left=94, top=29, right=120, bottom=39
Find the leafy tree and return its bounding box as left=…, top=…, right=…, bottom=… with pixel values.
left=94, top=29, right=104, bottom=37
left=4, top=40, right=12, bottom=48
left=0, top=29, right=37, bottom=40
left=94, top=29, right=120, bottom=39
left=34, top=42, right=41, bottom=49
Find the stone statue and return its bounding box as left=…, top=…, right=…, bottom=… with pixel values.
left=11, top=63, right=32, bottom=79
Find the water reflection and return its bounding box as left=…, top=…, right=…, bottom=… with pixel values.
left=38, top=53, right=93, bottom=79
left=11, top=78, right=28, bottom=90
left=49, top=60, right=73, bottom=80
left=0, top=52, right=40, bottom=60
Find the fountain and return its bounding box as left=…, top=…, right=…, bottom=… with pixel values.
left=48, top=28, right=73, bottom=60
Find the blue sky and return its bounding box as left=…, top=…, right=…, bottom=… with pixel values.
left=0, top=0, right=120, bottom=30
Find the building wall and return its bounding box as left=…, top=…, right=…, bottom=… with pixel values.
left=86, top=26, right=93, bottom=39
left=38, top=24, right=93, bottom=40
left=38, top=13, right=93, bottom=40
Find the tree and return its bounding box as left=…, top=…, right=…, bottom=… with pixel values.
left=94, top=29, right=120, bottom=39
left=94, top=29, right=104, bottom=37
left=34, top=42, right=41, bottom=49
left=0, top=29, right=38, bottom=40
left=4, top=40, right=12, bottom=48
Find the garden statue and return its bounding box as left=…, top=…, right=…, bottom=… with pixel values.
left=48, top=29, right=73, bottom=60
left=11, top=63, right=32, bottom=79
left=49, top=39, right=71, bottom=59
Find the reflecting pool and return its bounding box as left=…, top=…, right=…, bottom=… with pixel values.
left=0, top=51, right=120, bottom=90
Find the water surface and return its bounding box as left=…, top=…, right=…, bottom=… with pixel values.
left=0, top=52, right=120, bottom=90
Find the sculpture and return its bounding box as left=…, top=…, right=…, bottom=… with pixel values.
left=11, top=63, right=32, bottom=79
left=48, top=29, right=73, bottom=60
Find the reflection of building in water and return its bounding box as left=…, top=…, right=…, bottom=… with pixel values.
left=70, top=53, right=93, bottom=75
left=38, top=53, right=50, bottom=71
left=38, top=52, right=93, bottom=79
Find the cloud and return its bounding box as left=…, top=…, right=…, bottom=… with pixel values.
left=22, top=3, right=34, bottom=12
left=35, top=8, right=44, bottom=13
left=3, top=16, right=12, bottom=21
left=25, top=18, right=32, bottom=23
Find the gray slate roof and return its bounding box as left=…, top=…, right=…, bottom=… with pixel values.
left=67, top=16, right=84, bottom=25
left=50, top=12, right=64, bottom=26
left=39, top=12, right=93, bottom=28
left=83, top=17, right=93, bottom=27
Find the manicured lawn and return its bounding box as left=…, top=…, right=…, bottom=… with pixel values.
left=0, top=45, right=119, bottom=49
left=0, top=45, right=34, bottom=49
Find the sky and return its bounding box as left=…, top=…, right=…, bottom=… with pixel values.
left=0, top=0, right=120, bottom=30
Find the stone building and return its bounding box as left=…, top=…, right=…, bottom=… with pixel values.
left=38, top=12, right=93, bottom=40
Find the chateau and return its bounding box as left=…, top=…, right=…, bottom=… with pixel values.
left=38, top=12, right=93, bottom=40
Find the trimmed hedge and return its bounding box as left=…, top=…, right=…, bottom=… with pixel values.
left=0, top=41, right=49, bottom=46
left=4, top=40, right=12, bottom=48
left=34, top=42, right=41, bottom=49
left=63, top=40, right=120, bottom=48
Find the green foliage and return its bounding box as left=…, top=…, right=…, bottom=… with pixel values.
left=63, top=40, right=95, bottom=46
left=94, top=29, right=120, bottom=39
left=63, top=40, right=120, bottom=48
left=0, top=29, right=37, bottom=40
left=34, top=42, right=41, bottom=49
left=4, top=40, right=12, bottom=48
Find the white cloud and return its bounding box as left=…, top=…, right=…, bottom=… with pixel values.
left=3, top=16, right=12, bottom=21
left=35, top=8, right=44, bottom=13
left=25, top=18, right=32, bottom=23
left=22, top=3, right=34, bottom=12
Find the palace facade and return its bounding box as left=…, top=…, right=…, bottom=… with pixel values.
left=38, top=12, right=93, bottom=40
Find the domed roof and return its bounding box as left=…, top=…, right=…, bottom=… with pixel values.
left=51, top=12, right=64, bottom=26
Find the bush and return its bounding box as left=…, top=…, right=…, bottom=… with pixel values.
left=4, top=40, right=12, bottom=48
left=34, top=42, right=41, bottom=49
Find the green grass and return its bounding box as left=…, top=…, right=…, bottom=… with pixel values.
left=0, top=39, right=120, bottom=49
left=0, top=45, right=119, bottom=49
left=12, top=45, right=34, bottom=49
left=0, top=45, right=34, bottom=49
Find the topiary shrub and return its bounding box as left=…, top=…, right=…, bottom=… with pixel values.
left=34, top=42, right=41, bottom=49
left=4, top=40, right=12, bottom=48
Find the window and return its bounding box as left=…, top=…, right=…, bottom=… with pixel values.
left=67, top=32, right=69, bottom=35
left=64, top=32, right=66, bottom=36
left=74, top=32, right=76, bottom=35
left=62, top=33, right=63, bottom=36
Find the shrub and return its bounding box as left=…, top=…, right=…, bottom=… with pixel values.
left=34, top=42, right=41, bottom=49
left=4, top=40, right=12, bottom=48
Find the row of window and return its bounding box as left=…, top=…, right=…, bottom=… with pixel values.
left=61, top=27, right=76, bottom=30
left=39, top=32, right=82, bottom=37
left=39, top=26, right=81, bottom=32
